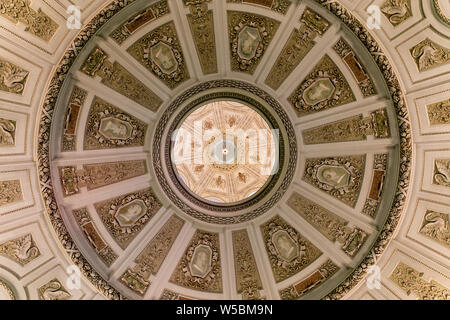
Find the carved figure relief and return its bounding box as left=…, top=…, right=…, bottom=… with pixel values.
left=0, top=234, right=40, bottom=265
left=389, top=262, right=449, bottom=300
left=81, top=47, right=162, bottom=112
left=288, top=192, right=367, bottom=256
left=434, top=159, right=450, bottom=187
left=73, top=208, right=118, bottom=266
left=94, top=188, right=162, bottom=249
left=127, top=22, right=190, bottom=89
left=0, top=118, right=16, bottom=146
left=84, top=97, right=147, bottom=150
left=0, top=59, right=28, bottom=94
left=170, top=230, right=223, bottom=293
left=420, top=210, right=449, bottom=248
left=279, top=260, right=339, bottom=299
left=227, top=0, right=292, bottom=15
left=410, top=39, right=450, bottom=72
left=303, top=155, right=366, bottom=208
left=120, top=215, right=184, bottom=295
left=265, top=8, right=330, bottom=90
left=110, top=0, right=170, bottom=44
left=261, top=216, right=322, bottom=282
left=381, top=0, right=412, bottom=26
left=288, top=55, right=355, bottom=117
left=0, top=180, right=22, bottom=207
left=38, top=279, right=70, bottom=300
left=228, top=11, right=280, bottom=74
left=0, top=0, right=58, bottom=41
left=62, top=86, right=86, bottom=151
left=427, top=99, right=450, bottom=125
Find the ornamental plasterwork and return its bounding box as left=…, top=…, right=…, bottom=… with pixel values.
left=83, top=96, right=148, bottom=150
left=279, top=259, right=339, bottom=300
left=0, top=234, right=40, bottom=265
left=110, top=0, right=170, bottom=44
left=184, top=0, right=217, bottom=75
left=264, top=8, right=330, bottom=90
left=433, top=159, right=450, bottom=187
left=288, top=192, right=367, bottom=256
left=61, top=86, right=86, bottom=151
left=0, top=180, right=22, bottom=207
left=303, top=155, right=366, bottom=208
left=38, top=279, right=71, bottom=301
left=333, top=38, right=377, bottom=97
left=433, top=0, right=450, bottom=26
left=410, top=39, right=450, bottom=72
left=427, top=99, right=450, bottom=126
left=81, top=47, right=162, bottom=112
left=288, top=54, right=355, bottom=117
left=232, top=229, right=263, bottom=300
left=261, top=215, right=322, bottom=283
left=0, top=58, right=28, bottom=94
left=380, top=0, right=412, bottom=26
left=0, top=0, right=58, bottom=41
left=160, top=289, right=196, bottom=300
left=0, top=117, right=16, bottom=146
left=302, top=109, right=390, bottom=145
left=173, top=100, right=276, bottom=203
left=362, top=153, right=388, bottom=218
left=228, top=11, right=280, bottom=74
left=419, top=210, right=450, bottom=248
left=227, top=0, right=292, bottom=15
left=389, top=262, right=449, bottom=300
left=170, top=230, right=223, bottom=293
left=94, top=188, right=162, bottom=250
left=59, top=160, right=147, bottom=197
left=73, top=208, right=118, bottom=267
left=120, top=215, right=185, bottom=296
left=127, top=21, right=190, bottom=89
left=0, top=279, right=15, bottom=300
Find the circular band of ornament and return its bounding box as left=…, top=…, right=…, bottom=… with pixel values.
left=36, top=0, right=411, bottom=300
left=153, top=81, right=297, bottom=225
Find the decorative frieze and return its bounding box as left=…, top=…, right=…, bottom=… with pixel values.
left=227, top=11, right=280, bottom=74
left=0, top=234, right=40, bottom=265
left=260, top=215, right=322, bottom=283
left=160, top=289, right=196, bottom=300
left=120, top=215, right=184, bottom=296
left=94, top=188, right=162, bottom=250
left=288, top=55, right=355, bottom=117
left=381, top=0, right=411, bottom=26
left=0, top=0, right=58, bottom=41
left=410, top=39, right=450, bottom=72
left=333, top=38, right=377, bottom=97
left=288, top=192, right=367, bottom=256
left=232, top=229, right=263, bottom=300
left=303, top=155, right=366, bottom=208
left=420, top=210, right=449, bottom=248
left=227, top=0, right=292, bottom=15
left=38, top=279, right=70, bottom=300
left=110, top=0, right=169, bottom=44
left=302, top=109, right=390, bottom=144
left=0, top=118, right=16, bottom=146
left=73, top=208, right=118, bottom=267
left=59, top=160, right=147, bottom=196
left=0, top=59, right=28, bottom=94
left=62, top=86, right=86, bottom=151
left=170, top=230, right=223, bottom=293
left=83, top=96, right=148, bottom=150
left=265, top=8, right=330, bottom=90
left=184, top=0, right=217, bottom=75
left=279, top=260, right=339, bottom=299
left=427, top=99, right=450, bottom=125
left=389, top=262, right=449, bottom=300
left=433, top=159, right=450, bottom=187
left=0, top=180, right=22, bottom=207
left=127, top=21, right=190, bottom=89
left=362, top=153, right=388, bottom=218
left=81, top=47, right=162, bottom=112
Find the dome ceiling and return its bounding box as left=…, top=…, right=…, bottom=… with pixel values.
left=0, top=0, right=449, bottom=301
